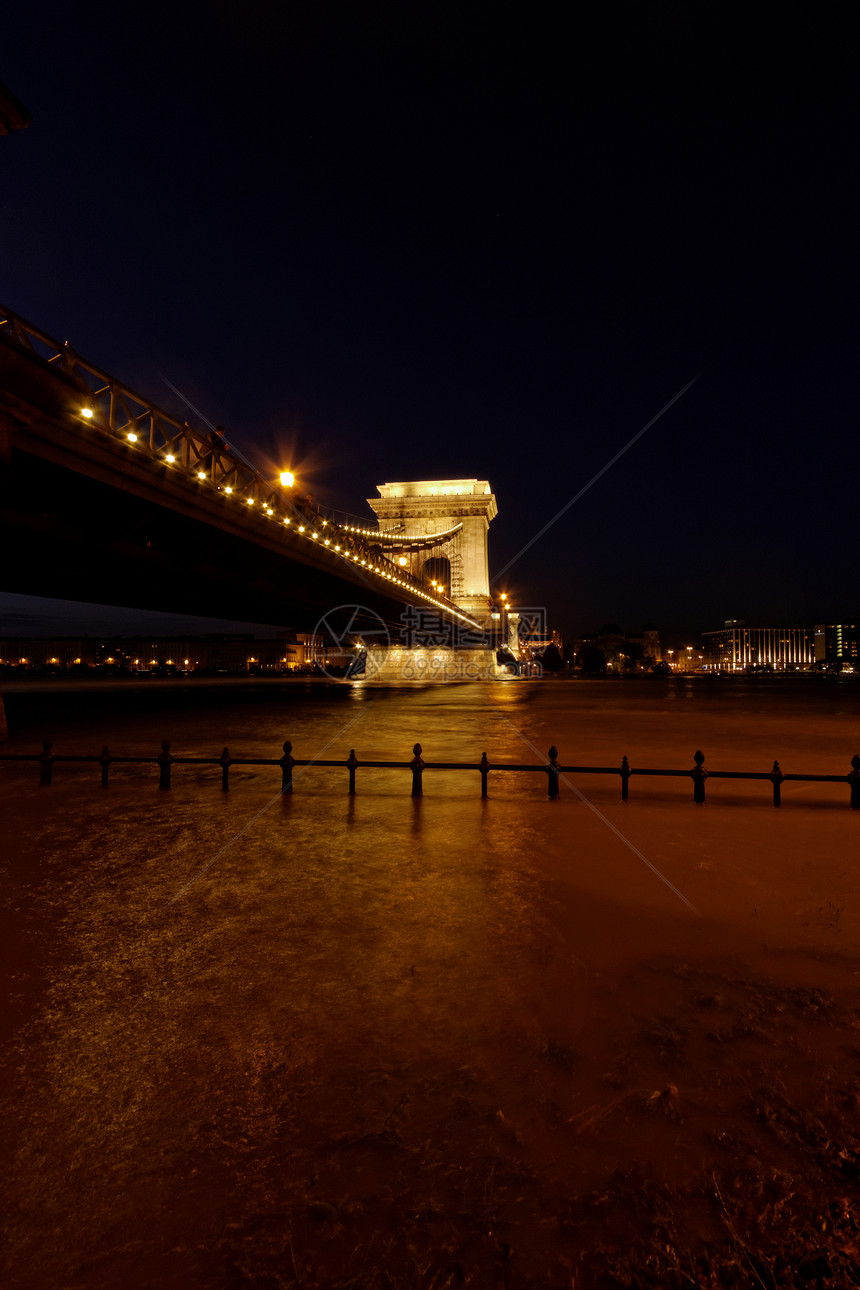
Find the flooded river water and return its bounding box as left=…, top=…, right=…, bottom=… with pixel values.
left=2, top=675, right=860, bottom=1288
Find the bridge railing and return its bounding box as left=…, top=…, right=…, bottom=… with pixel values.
left=0, top=303, right=474, bottom=623
left=3, top=739, right=859, bottom=808
left=1, top=302, right=288, bottom=502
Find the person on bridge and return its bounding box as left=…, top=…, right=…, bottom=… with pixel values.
left=207, top=426, right=230, bottom=453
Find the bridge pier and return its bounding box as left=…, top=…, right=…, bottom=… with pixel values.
left=368, top=480, right=498, bottom=624
left=363, top=644, right=509, bottom=683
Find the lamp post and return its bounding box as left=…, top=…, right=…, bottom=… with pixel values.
left=499, top=593, right=508, bottom=647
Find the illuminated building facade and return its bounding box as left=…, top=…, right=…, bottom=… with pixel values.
left=814, top=623, right=859, bottom=669
left=702, top=624, right=815, bottom=671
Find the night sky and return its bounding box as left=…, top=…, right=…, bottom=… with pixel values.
left=2, top=5, right=858, bottom=644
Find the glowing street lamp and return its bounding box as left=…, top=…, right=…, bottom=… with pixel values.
left=279, top=471, right=295, bottom=488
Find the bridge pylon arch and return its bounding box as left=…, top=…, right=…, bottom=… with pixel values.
left=367, top=480, right=497, bottom=623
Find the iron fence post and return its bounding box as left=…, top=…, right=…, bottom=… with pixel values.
left=158, top=740, right=173, bottom=790
left=410, top=743, right=424, bottom=796
left=219, top=747, right=232, bottom=791
left=281, top=740, right=295, bottom=793
left=347, top=749, right=358, bottom=795
left=692, top=749, right=707, bottom=804
left=546, top=745, right=560, bottom=799
left=479, top=751, right=490, bottom=798
left=850, top=755, right=860, bottom=810
left=770, top=759, right=783, bottom=807
left=38, top=738, right=53, bottom=787
left=620, top=755, right=631, bottom=800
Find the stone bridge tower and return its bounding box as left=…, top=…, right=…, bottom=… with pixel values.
left=368, top=479, right=498, bottom=622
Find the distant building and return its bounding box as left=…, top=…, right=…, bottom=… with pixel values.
left=673, top=645, right=704, bottom=673
left=519, top=628, right=562, bottom=662
left=814, top=623, right=859, bottom=669
left=641, top=623, right=663, bottom=665
left=702, top=624, right=815, bottom=671
left=574, top=624, right=662, bottom=671
left=0, top=633, right=319, bottom=674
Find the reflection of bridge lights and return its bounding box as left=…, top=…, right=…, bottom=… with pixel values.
left=81, top=407, right=93, bottom=418
left=279, top=471, right=294, bottom=487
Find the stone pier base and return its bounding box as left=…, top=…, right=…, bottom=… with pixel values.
left=362, top=645, right=513, bottom=683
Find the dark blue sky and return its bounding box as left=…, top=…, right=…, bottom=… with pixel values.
left=2, top=4, right=858, bottom=643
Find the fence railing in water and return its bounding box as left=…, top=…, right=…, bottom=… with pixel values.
left=2, top=739, right=860, bottom=808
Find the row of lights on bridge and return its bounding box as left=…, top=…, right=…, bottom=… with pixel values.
left=77, top=406, right=481, bottom=629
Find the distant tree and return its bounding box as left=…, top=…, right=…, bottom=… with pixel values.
left=619, top=640, right=644, bottom=672
left=542, top=642, right=563, bottom=672
left=579, top=643, right=606, bottom=674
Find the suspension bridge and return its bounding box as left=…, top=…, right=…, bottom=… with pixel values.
left=0, top=304, right=507, bottom=663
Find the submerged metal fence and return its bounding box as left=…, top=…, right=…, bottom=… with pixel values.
left=2, top=739, right=860, bottom=807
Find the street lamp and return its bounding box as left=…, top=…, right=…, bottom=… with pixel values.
left=279, top=471, right=295, bottom=488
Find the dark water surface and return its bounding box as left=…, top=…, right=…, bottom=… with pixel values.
left=2, top=676, right=860, bottom=1288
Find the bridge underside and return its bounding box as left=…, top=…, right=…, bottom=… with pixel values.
left=0, top=339, right=416, bottom=636
left=0, top=449, right=403, bottom=633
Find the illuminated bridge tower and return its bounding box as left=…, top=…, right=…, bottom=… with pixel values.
left=368, top=479, right=498, bottom=623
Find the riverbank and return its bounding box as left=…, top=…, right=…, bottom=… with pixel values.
left=2, top=680, right=860, bottom=1288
